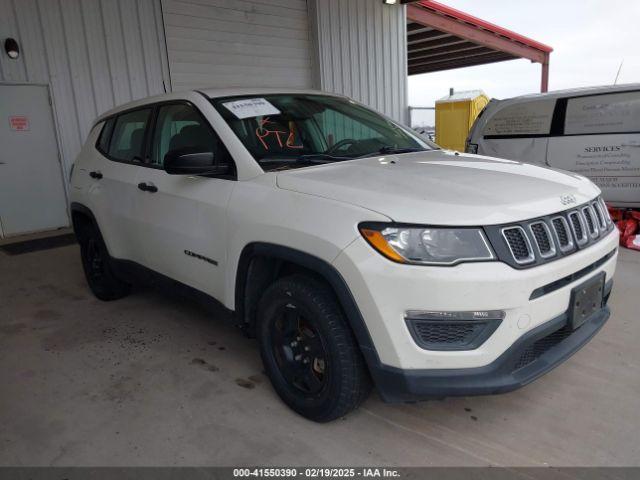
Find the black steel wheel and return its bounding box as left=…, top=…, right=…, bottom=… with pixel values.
left=257, top=274, right=370, bottom=422
left=270, top=302, right=329, bottom=396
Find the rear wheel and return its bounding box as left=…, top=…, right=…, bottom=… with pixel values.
left=257, top=274, right=370, bottom=422
left=78, top=223, right=130, bottom=301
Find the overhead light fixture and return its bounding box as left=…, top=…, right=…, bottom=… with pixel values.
left=383, top=0, right=398, bottom=4
left=4, top=38, right=19, bottom=60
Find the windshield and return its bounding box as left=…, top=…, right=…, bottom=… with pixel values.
left=211, top=94, right=438, bottom=171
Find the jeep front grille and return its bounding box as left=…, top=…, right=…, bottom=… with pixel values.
left=485, top=196, right=613, bottom=269
left=569, top=210, right=588, bottom=246
left=551, top=216, right=574, bottom=252
left=502, top=227, right=534, bottom=264
left=582, top=206, right=599, bottom=238
left=592, top=201, right=606, bottom=230
left=529, top=221, right=555, bottom=258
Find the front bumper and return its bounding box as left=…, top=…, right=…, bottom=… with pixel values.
left=332, top=228, right=618, bottom=402
left=372, top=293, right=611, bottom=402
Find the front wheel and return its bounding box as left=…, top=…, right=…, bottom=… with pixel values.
left=257, top=275, right=371, bottom=422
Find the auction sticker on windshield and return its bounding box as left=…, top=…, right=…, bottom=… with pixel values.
left=223, top=98, right=281, bottom=119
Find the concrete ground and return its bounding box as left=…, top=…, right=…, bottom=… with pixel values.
left=0, top=243, right=638, bottom=467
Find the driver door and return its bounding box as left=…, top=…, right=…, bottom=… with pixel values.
left=134, top=102, right=236, bottom=300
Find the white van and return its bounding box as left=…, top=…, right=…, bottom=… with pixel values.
left=466, top=84, right=640, bottom=207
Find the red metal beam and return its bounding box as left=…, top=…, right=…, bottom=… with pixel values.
left=541, top=53, right=550, bottom=92
left=416, top=1, right=552, bottom=54
left=407, top=4, right=548, bottom=64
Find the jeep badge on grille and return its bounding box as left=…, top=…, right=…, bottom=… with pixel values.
left=560, top=194, right=577, bottom=205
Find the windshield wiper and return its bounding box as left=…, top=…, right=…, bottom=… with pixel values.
left=359, top=146, right=428, bottom=158
left=297, top=153, right=354, bottom=162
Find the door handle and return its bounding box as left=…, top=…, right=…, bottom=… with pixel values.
left=137, top=182, right=158, bottom=193
left=89, top=171, right=103, bottom=179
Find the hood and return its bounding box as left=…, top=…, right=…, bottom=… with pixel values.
left=275, top=150, right=600, bottom=225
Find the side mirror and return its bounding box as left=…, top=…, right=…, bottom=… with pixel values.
left=164, top=147, right=231, bottom=176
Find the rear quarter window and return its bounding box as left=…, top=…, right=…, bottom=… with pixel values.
left=107, top=108, right=152, bottom=162
left=96, top=118, right=115, bottom=154
left=483, top=99, right=556, bottom=137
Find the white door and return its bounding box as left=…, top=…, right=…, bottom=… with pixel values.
left=87, top=108, right=154, bottom=262
left=133, top=102, right=235, bottom=300
left=0, top=84, right=69, bottom=237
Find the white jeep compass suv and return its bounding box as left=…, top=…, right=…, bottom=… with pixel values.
left=70, top=89, right=618, bottom=422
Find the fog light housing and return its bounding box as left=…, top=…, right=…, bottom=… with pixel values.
left=405, top=310, right=504, bottom=351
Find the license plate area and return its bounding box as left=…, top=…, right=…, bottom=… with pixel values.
left=569, top=272, right=605, bottom=330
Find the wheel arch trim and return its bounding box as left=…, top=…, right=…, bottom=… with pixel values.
left=235, top=242, right=382, bottom=371
left=70, top=202, right=100, bottom=234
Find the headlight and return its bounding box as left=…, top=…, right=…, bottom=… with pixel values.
left=359, top=223, right=495, bottom=266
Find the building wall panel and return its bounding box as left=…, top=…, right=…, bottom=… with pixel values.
left=308, top=0, right=408, bottom=123
left=0, top=0, right=170, bottom=175
left=162, top=0, right=314, bottom=91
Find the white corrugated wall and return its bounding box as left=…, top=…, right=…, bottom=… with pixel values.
left=308, top=0, right=408, bottom=123
left=162, top=0, right=314, bottom=91
left=0, top=0, right=171, bottom=174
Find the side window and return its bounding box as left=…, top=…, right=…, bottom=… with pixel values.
left=107, top=108, right=152, bottom=162
left=96, top=118, right=115, bottom=154
left=151, top=103, right=224, bottom=167
left=483, top=99, right=556, bottom=137
left=564, top=91, right=640, bottom=135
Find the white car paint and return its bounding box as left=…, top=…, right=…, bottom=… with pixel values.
left=276, top=151, right=601, bottom=225
left=71, top=89, right=618, bottom=375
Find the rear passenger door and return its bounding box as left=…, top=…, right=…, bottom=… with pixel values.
left=133, top=102, right=236, bottom=300
left=90, top=108, right=152, bottom=262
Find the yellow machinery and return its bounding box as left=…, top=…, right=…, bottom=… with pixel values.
left=435, top=90, right=489, bottom=151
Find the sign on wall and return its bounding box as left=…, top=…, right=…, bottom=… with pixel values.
left=9, top=115, right=30, bottom=132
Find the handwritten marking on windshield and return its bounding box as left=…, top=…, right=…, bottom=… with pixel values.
left=256, top=117, right=303, bottom=150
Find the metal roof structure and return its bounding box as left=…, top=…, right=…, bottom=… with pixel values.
left=405, top=0, right=553, bottom=91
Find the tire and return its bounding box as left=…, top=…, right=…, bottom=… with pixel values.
left=78, top=222, right=131, bottom=301
left=257, top=274, right=371, bottom=422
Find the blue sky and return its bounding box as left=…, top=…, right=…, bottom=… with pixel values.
left=408, top=0, right=640, bottom=126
